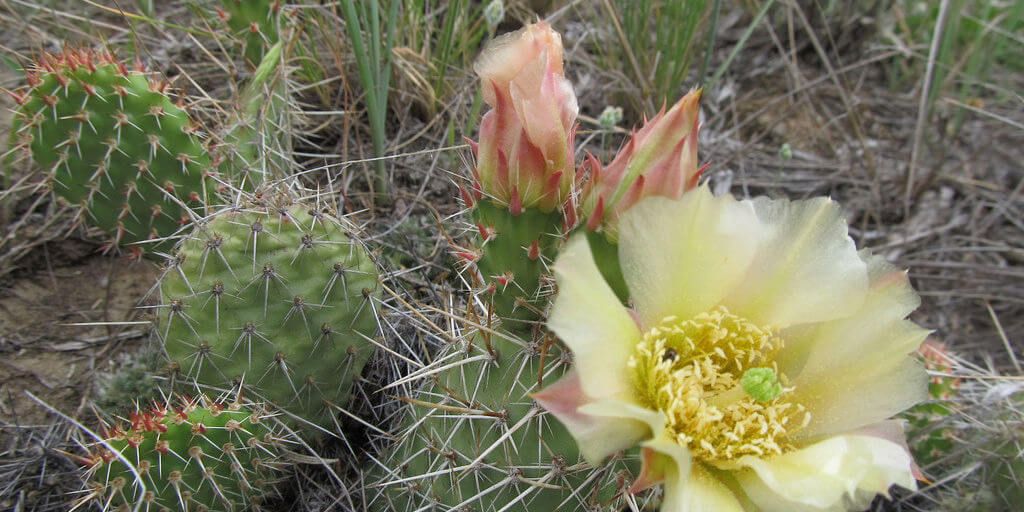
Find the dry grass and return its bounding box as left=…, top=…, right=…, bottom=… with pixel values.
left=0, top=0, right=1021, bottom=510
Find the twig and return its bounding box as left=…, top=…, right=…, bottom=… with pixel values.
left=905, top=0, right=952, bottom=218
left=986, top=302, right=1020, bottom=374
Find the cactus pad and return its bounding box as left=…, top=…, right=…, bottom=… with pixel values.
left=13, top=49, right=212, bottom=254
left=218, top=0, right=281, bottom=67
left=216, top=41, right=290, bottom=189
left=159, top=194, right=380, bottom=426
left=367, top=331, right=651, bottom=511
left=465, top=197, right=565, bottom=333
left=83, top=396, right=283, bottom=511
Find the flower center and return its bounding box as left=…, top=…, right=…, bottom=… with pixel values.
left=628, top=306, right=810, bottom=462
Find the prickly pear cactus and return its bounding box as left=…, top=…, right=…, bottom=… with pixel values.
left=915, top=374, right=1024, bottom=510
left=365, top=23, right=651, bottom=510
left=82, top=396, right=284, bottom=511
left=218, top=0, right=281, bottom=67
left=366, top=330, right=651, bottom=512
left=452, top=21, right=579, bottom=333
left=159, top=194, right=380, bottom=426
left=462, top=193, right=566, bottom=333
left=12, top=49, right=212, bottom=254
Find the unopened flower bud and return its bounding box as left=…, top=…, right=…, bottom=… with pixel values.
left=472, top=22, right=578, bottom=212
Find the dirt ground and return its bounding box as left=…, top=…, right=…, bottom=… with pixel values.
left=0, top=246, right=159, bottom=437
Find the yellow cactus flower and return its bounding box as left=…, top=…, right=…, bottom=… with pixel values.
left=534, top=186, right=928, bottom=511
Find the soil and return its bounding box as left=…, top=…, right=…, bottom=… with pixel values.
left=0, top=244, right=158, bottom=441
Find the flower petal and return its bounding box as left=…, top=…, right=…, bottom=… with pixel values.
left=533, top=371, right=649, bottom=464
left=724, top=196, right=868, bottom=328
left=733, top=435, right=917, bottom=511
left=549, top=235, right=643, bottom=400
left=543, top=396, right=662, bottom=465
left=618, top=187, right=762, bottom=327
left=780, top=252, right=929, bottom=439
left=778, top=251, right=925, bottom=376
left=577, top=398, right=664, bottom=434
left=475, top=22, right=563, bottom=107
left=628, top=427, right=740, bottom=511
left=854, top=420, right=924, bottom=481
left=662, top=463, right=745, bottom=512
left=792, top=357, right=928, bottom=441
left=632, top=434, right=692, bottom=493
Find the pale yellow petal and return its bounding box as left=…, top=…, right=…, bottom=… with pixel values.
left=632, top=427, right=741, bottom=512
left=725, top=196, right=868, bottom=328
left=733, top=435, right=917, bottom=511
left=578, top=399, right=664, bottom=435
left=662, top=463, right=745, bottom=512
left=533, top=373, right=650, bottom=464
left=549, top=234, right=643, bottom=400
left=618, top=187, right=762, bottom=327
left=780, top=252, right=929, bottom=439
left=789, top=357, right=928, bottom=440
left=575, top=404, right=696, bottom=494
left=778, top=251, right=924, bottom=375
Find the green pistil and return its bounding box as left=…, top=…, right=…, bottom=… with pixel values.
left=741, top=367, right=783, bottom=403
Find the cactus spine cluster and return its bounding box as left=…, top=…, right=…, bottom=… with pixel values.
left=12, top=49, right=212, bottom=254
left=83, top=396, right=283, bottom=511
left=159, top=193, right=380, bottom=427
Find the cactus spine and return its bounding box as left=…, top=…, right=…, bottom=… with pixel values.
left=159, top=193, right=380, bottom=427
left=12, top=49, right=212, bottom=254
left=83, top=396, right=284, bottom=511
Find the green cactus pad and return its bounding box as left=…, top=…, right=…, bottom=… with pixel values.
left=217, top=41, right=290, bottom=189
left=160, top=194, right=380, bottom=427
left=219, top=0, right=281, bottom=67
left=469, top=198, right=564, bottom=333
left=366, top=332, right=651, bottom=511
left=84, top=396, right=284, bottom=511
left=13, top=49, right=212, bottom=254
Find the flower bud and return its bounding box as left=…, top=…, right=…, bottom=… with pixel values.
left=472, top=22, right=578, bottom=213
left=582, top=89, right=702, bottom=234
left=483, top=0, right=504, bottom=30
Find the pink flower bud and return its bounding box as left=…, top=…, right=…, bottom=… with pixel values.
left=582, top=89, right=703, bottom=234
left=472, top=22, right=578, bottom=212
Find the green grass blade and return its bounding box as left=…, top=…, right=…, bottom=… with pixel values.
left=708, top=0, right=777, bottom=89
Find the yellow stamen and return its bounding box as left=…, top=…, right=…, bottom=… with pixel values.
left=628, top=306, right=810, bottom=462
